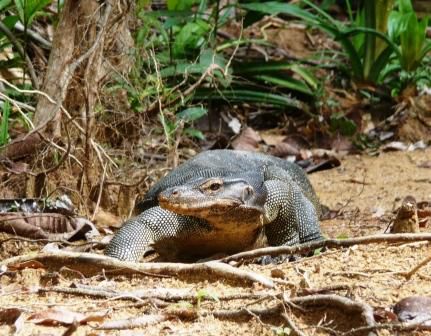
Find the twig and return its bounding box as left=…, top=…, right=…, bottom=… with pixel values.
left=282, top=313, right=308, bottom=336
left=0, top=251, right=275, bottom=288
left=342, top=319, right=431, bottom=335
left=13, top=21, right=52, bottom=49
left=146, top=59, right=225, bottom=114
left=0, top=92, right=35, bottom=127
left=398, top=253, right=431, bottom=280
left=0, top=236, right=100, bottom=247
left=297, top=284, right=351, bottom=296
left=91, top=162, right=107, bottom=221
left=36, top=119, right=73, bottom=175
left=0, top=21, right=39, bottom=89
left=221, top=233, right=431, bottom=263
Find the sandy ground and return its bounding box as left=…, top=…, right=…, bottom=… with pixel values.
left=0, top=148, right=430, bottom=335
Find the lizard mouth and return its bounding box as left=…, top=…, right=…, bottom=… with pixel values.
left=158, top=195, right=243, bottom=216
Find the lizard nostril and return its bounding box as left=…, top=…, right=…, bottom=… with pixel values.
left=171, top=189, right=180, bottom=196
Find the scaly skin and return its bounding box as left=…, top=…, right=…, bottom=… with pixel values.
left=105, top=150, right=322, bottom=262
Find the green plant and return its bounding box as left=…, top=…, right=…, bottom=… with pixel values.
left=241, top=0, right=400, bottom=83
left=388, top=0, right=431, bottom=72
left=329, top=112, right=357, bottom=136
left=0, top=100, right=11, bottom=146
left=195, top=289, right=219, bottom=309
left=14, top=0, right=52, bottom=30
left=127, top=0, right=321, bottom=135
left=385, top=57, right=431, bottom=96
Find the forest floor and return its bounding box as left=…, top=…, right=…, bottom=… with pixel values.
left=0, top=147, right=431, bottom=335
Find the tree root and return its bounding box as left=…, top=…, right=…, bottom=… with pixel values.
left=38, top=285, right=276, bottom=303
left=0, top=250, right=274, bottom=288
left=222, top=233, right=431, bottom=263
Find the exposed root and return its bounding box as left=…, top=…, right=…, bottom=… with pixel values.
left=222, top=233, right=431, bottom=263
left=37, top=286, right=276, bottom=303
left=0, top=251, right=274, bottom=288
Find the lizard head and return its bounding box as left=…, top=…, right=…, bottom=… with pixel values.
left=158, top=175, right=267, bottom=222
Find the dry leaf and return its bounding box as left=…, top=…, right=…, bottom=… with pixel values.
left=231, top=127, right=261, bottom=151
left=260, top=131, right=286, bottom=146
left=0, top=308, right=22, bottom=324
left=0, top=213, right=99, bottom=241
left=8, top=260, right=45, bottom=271
left=270, top=142, right=300, bottom=158
left=28, top=308, right=106, bottom=326
left=373, top=307, right=398, bottom=323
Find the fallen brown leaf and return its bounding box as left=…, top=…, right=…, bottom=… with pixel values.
left=0, top=213, right=98, bottom=241
left=8, top=260, right=45, bottom=271
left=28, top=308, right=106, bottom=326
left=231, top=127, right=261, bottom=151
left=270, top=142, right=299, bottom=158
left=260, top=131, right=286, bottom=146
left=0, top=308, right=22, bottom=324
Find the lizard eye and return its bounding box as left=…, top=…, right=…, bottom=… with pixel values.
left=209, top=182, right=222, bottom=191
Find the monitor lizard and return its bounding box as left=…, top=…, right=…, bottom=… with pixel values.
left=105, top=150, right=322, bottom=262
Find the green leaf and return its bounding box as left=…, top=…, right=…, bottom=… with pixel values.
left=288, top=64, right=319, bottom=90
left=313, top=247, right=323, bottom=256
left=172, top=19, right=210, bottom=57
left=0, top=15, right=19, bottom=41
left=0, top=0, right=12, bottom=11
left=167, top=0, right=199, bottom=11
left=3, top=15, right=19, bottom=29
left=176, top=106, right=207, bottom=122
left=399, top=0, right=414, bottom=13
left=199, top=49, right=226, bottom=69
left=194, top=88, right=306, bottom=110
left=240, top=2, right=316, bottom=23
left=161, top=63, right=208, bottom=77
left=196, top=289, right=219, bottom=302
left=330, top=113, right=357, bottom=136
left=368, top=45, right=395, bottom=82
left=184, top=128, right=205, bottom=140
left=254, top=75, right=313, bottom=95
left=0, top=100, right=11, bottom=146
left=14, top=0, right=52, bottom=27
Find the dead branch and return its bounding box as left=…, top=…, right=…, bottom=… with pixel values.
left=0, top=251, right=274, bottom=288
left=38, top=285, right=275, bottom=303
left=222, top=233, right=431, bottom=263
left=297, top=284, right=351, bottom=296
left=398, top=253, right=431, bottom=280
left=342, top=319, right=431, bottom=335
left=13, top=21, right=52, bottom=49
left=0, top=236, right=99, bottom=247
left=288, top=294, right=376, bottom=330
left=281, top=313, right=307, bottom=336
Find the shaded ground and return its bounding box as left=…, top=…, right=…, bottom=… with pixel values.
left=0, top=148, right=430, bottom=335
